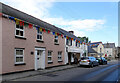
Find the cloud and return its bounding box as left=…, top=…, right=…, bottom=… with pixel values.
left=43, top=17, right=106, bottom=36
left=1, top=0, right=55, bottom=18
left=1, top=0, right=106, bottom=37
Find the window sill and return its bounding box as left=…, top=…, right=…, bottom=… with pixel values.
left=14, top=63, right=26, bottom=66
left=58, top=60, right=63, bottom=62
left=54, top=43, right=59, bottom=45
left=48, top=62, right=53, bottom=64
left=15, top=36, right=26, bottom=40
left=36, top=40, right=44, bottom=43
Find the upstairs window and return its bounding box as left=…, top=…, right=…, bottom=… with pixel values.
left=76, top=42, right=79, bottom=47
left=37, top=30, right=43, bottom=41
left=54, top=36, right=59, bottom=44
left=100, top=48, right=102, bottom=53
left=15, top=24, right=24, bottom=37
left=66, top=39, right=72, bottom=46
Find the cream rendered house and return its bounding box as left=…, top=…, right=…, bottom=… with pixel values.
left=88, top=42, right=104, bottom=57
left=103, top=43, right=116, bottom=59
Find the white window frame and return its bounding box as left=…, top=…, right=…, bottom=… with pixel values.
left=76, top=42, right=79, bottom=47
left=15, top=48, right=24, bottom=64
left=58, top=51, right=62, bottom=61
left=48, top=51, right=52, bottom=62
left=66, top=39, right=72, bottom=46
left=37, top=30, right=43, bottom=41
left=15, top=24, right=25, bottom=38
left=54, top=36, right=59, bottom=44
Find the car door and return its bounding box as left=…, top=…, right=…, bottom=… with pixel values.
left=91, top=57, right=94, bottom=65
left=93, top=57, right=97, bottom=65
left=94, top=58, right=98, bottom=65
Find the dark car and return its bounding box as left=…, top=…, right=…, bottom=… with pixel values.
left=78, top=57, right=99, bottom=68
left=96, top=57, right=107, bottom=65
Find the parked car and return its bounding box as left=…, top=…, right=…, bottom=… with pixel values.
left=96, top=57, right=107, bottom=65
left=78, top=57, right=99, bottom=68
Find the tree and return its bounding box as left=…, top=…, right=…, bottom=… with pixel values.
left=78, top=36, right=89, bottom=43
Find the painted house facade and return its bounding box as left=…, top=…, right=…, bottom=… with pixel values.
left=58, top=29, right=88, bottom=64
left=0, top=3, right=66, bottom=74
left=0, top=3, right=87, bottom=74
left=88, top=42, right=104, bottom=57
left=103, top=43, right=116, bottom=59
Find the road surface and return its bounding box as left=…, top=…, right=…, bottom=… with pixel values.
left=12, top=60, right=120, bottom=82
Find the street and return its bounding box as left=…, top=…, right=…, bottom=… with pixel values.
left=12, top=60, right=120, bottom=82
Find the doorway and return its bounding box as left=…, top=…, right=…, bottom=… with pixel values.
left=35, top=48, right=45, bottom=70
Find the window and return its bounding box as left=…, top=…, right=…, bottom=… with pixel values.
left=100, top=48, right=102, bottom=53
left=58, top=51, right=62, bottom=61
left=54, top=36, right=59, bottom=44
left=76, top=42, right=79, bottom=47
left=79, top=43, right=80, bottom=47
left=66, top=39, right=72, bottom=46
left=15, top=24, right=24, bottom=37
left=37, top=30, right=43, bottom=41
left=48, top=51, right=52, bottom=62
left=15, top=48, right=24, bottom=64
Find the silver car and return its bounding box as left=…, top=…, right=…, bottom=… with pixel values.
left=78, top=57, right=99, bottom=68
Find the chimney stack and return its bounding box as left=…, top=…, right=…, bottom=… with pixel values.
left=69, top=31, right=74, bottom=35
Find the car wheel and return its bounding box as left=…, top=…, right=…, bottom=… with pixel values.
left=90, top=63, right=93, bottom=68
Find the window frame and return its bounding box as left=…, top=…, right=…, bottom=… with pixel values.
left=15, top=48, right=24, bottom=64
left=48, top=51, right=53, bottom=63
left=58, top=51, right=62, bottom=61
left=37, top=30, right=43, bottom=41
left=76, top=42, right=79, bottom=47
left=66, top=39, right=72, bottom=46
left=15, top=24, right=25, bottom=38
left=54, top=35, right=59, bottom=44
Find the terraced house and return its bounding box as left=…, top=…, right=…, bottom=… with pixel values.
left=58, top=29, right=87, bottom=65
left=88, top=42, right=104, bottom=57
left=103, top=43, right=116, bottom=59
left=0, top=3, right=86, bottom=74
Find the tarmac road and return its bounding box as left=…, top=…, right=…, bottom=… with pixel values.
left=12, top=60, right=120, bottom=82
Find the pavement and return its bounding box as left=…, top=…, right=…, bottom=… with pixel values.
left=1, top=59, right=119, bottom=82
left=1, top=64, right=78, bottom=82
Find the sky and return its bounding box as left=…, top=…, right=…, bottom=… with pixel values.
left=0, top=0, right=118, bottom=46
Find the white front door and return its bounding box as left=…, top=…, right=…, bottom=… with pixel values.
left=35, top=48, right=45, bottom=70
left=37, top=50, right=42, bottom=69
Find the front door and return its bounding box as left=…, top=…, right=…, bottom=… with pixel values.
left=35, top=48, right=45, bottom=70
left=37, top=50, right=42, bottom=69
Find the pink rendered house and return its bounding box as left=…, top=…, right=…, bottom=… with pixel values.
left=0, top=3, right=65, bottom=74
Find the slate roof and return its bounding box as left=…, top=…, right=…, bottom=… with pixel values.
left=57, top=28, right=82, bottom=42
left=89, top=42, right=102, bottom=48
left=88, top=46, right=97, bottom=53
left=0, top=2, right=61, bottom=34
left=90, top=42, right=102, bottom=45
left=103, top=43, right=115, bottom=48
left=1, top=2, right=82, bottom=41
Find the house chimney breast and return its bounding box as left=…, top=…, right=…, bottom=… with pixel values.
left=69, top=31, right=74, bottom=35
